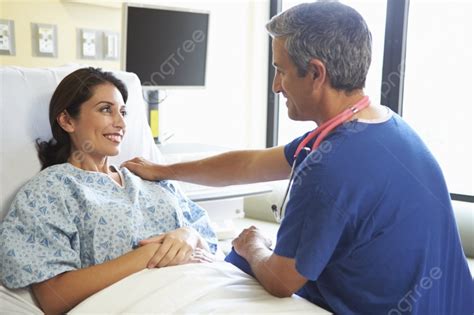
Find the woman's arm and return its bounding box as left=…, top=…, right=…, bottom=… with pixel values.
left=31, top=243, right=160, bottom=315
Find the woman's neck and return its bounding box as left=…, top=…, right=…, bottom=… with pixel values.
left=68, top=154, right=111, bottom=174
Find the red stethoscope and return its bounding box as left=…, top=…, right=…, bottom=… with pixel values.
left=271, top=95, right=370, bottom=223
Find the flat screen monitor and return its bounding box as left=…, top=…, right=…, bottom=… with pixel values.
left=123, top=4, right=209, bottom=87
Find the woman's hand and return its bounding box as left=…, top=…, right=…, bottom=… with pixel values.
left=140, top=227, right=210, bottom=268
left=189, top=247, right=215, bottom=263
left=121, top=157, right=172, bottom=181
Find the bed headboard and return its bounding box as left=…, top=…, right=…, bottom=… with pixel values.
left=0, top=65, right=162, bottom=219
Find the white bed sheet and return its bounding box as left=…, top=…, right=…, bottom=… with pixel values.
left=0, top=285, right=42, bottom=314
left=70, top=262, right=329, bottom=314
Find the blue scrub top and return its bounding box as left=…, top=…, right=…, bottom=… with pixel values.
left=275, top=113, right=473, bottom=314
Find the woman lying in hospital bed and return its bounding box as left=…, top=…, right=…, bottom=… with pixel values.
left=0, top=67, right=218, bottom=314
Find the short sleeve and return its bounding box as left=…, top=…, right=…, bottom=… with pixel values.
left=0, top=183, right=81, bottom=289
left=274, top=175, right=349, bottom=281
left=162, top=181, right=218, bottom=254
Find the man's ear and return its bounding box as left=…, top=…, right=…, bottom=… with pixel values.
left=57, top=111, right=75, bottom=133
left=308, top=59, right=327, bottom=90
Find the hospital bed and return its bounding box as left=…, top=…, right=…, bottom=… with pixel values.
left=0, top=66, right=328, bottom=313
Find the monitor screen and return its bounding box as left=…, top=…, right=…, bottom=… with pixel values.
left=124, top=5, right=209, bottom=87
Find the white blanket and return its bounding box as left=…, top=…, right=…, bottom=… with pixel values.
left=0, top=262, right=329, bottom=314
left=0, top=285, right=42, bottom=314
left=71, top=262, right=329, bottom=314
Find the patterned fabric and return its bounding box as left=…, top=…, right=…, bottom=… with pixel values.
left=0, top=163, right=217, bottom=289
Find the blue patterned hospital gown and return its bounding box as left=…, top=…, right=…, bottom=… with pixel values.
left=0, top=163, right=217, bottom=289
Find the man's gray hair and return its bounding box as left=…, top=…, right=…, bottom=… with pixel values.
left=266, top=1, right=372, bottom=91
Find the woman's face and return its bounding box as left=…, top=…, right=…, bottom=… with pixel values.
left=67, top=83, right=127, bottom=160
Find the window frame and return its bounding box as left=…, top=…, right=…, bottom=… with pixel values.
left=266, top=0, right=282, bottom=148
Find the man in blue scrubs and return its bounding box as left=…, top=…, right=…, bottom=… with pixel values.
left=124, top=2, right=473, bottom=314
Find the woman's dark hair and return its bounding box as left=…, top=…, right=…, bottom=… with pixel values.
left=36, top=67, right=128, bottom=170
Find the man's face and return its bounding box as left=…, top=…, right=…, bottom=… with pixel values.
left=271, top=37, right=315, bottom=121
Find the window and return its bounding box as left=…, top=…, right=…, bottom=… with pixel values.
left=403, top=0, right=473, bottom=198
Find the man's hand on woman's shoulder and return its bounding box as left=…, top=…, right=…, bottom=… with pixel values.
left=121, top=157, right=172, bottom=181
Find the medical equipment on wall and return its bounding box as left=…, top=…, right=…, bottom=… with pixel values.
left=144, top=89, right=160, bottom=144
left=271, top=96, right=371, bottom=223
